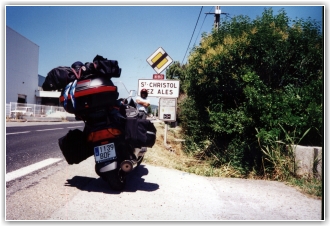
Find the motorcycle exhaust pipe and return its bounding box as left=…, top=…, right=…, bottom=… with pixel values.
left=120, top=160, right=137, bottom=173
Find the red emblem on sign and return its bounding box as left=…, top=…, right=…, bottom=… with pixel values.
left=153, top=74, right=164, bottom=80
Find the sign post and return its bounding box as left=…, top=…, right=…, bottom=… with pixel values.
left=145, top=47, right=176, bottom=150
left=159, top=98, right=177, bottom=150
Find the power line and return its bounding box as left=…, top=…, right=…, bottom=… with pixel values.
left=193, top=6, right=214, bottom=47
left=181, top=6, right=203, bottom=65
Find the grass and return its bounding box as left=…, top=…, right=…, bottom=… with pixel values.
left=144, top=121, right=322, bottom=199
left=143, top=122, right=240, bottom=177
left=286, top=177, right=323, bottom=199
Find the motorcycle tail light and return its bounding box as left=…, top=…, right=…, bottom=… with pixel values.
left=87, top=128, right=121, bottom=142
left=107, top=128, right=121, bottom=136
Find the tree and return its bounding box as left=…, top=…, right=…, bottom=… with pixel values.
left=179, top=7, right=323, bottom=175
left=165, top=61, right=187, bottom=94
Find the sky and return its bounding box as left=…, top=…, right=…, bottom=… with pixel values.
left=4, top=1, right=325, bottom=106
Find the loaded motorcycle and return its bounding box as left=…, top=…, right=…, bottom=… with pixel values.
left=55, top=56, right=156, bottom=191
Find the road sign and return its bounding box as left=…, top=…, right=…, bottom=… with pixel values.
left=159, top=98, right=177, bottom=122
left=153, top=74, right=164, bottom=80
left=146, top=47, right=173, bottom=74
left=138, top=79, right=180, bottom=98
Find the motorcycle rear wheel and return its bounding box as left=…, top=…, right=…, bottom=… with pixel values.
left=106, top=168, right=126, bottom=191
left=95, top=166, right=126, bottom=191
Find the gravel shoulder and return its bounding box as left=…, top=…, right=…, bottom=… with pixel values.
left=6, top=157, right=323, bottom=221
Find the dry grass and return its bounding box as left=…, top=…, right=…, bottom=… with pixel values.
left=143, top=122, right=322, bottom=199
left=143, top=121, right=193, bottom=170
left=143, top=121, right=241, bottom=178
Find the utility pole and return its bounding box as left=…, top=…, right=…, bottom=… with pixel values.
left=206, top=6, right=229, bottom=30
left=214, top=6, right=221, bottom=30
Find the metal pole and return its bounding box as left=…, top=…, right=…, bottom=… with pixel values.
left=164, top=123, right=167, bottom=145
left=164, top=122, right=172, bottom=150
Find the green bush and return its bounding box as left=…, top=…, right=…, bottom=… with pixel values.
left=173, top=7, right=323, bottom=177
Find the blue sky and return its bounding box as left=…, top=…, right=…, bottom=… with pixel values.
left=5, top=2, right=325, bottom=106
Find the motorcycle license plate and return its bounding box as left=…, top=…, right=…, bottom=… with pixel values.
left=94, top=143, right=116, bottom=163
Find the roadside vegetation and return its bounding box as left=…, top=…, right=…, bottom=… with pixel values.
left=146, top=8, right=323, bottom=199
left=144, top=122, right=322, bottom=199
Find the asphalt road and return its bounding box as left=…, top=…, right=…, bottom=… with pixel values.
left=6, top=121, right=84, bottom=172
left=5, top=121, right=324, bottom=221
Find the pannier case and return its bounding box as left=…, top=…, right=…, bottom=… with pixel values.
left=125, top=117, right=157, bottom=148
left=58, top=129, right=93, bottom=165
left=60, top=77, right=119, bottom=114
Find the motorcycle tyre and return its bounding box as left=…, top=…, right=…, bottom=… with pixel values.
left=95, top=165, right=126, bottom=191
left=94, top=164, right=102, bottom=178
left=105, top=168, right=126, bottom=191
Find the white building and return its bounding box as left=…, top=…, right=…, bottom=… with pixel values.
left=6, top=26, right=39, bottom=104
left=6, top=26, right=61, bottom=105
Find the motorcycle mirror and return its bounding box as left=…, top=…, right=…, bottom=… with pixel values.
left=128, top=98, right=136, bottom=108
left=129, top=90, right=136, bottom=97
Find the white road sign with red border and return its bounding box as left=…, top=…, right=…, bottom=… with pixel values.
left=138, top=79, right=180, bottom=98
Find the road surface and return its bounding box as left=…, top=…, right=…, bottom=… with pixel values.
left=5, top=121, right=323, bottom=221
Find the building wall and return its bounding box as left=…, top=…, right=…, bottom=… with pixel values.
left=6, top=26, right=39, bottom=104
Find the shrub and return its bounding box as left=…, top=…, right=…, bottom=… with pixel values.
left=175, top=7, right=323, bottom=176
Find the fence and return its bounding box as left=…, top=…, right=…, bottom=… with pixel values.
left=6, top=102, right=73, bottom=118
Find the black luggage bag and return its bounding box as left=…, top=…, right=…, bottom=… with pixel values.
left=42, top=67, right=76, bottom=91
left=125, top=117, right=157, bottom=148
left=58, top=129, right=93, bottom=165
left=93, top=55, right=121, bottom=78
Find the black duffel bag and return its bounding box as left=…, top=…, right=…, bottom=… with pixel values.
left=93, top=55, right=121, bottom=78
left=42, top=66, right=76, bottom=91
left=58, top=129, right=93, bottom=165
left=125, top=118, right=157, bottom=148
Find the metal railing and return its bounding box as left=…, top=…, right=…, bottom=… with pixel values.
left=6, top=102, right=74, bottom=118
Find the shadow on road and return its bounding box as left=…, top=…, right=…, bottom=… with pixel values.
left=125, top=164, right=159, bottom=192
left=64, top=165, right=159, bottom=194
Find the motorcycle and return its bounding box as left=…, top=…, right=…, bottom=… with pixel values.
left=58, top=77, right=156, bottom=191
left=88, top=81, right=149, bottom=191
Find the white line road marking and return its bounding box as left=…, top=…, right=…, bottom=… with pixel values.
left=6, top=158, right=62, bottom=182
left=36, top=128, right=64, bottom=131
left=66, top=126, right=83, bottom=128
left=6, top=131, right=31, bottom=135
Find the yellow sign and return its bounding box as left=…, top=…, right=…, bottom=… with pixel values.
left=152, top=52, right=168, bottom=69
left=146, top=47, right=173, bottom=74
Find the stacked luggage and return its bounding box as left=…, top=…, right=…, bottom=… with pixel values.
left=43, top=54, right=157, bottom=165
left=43, top=55, right=121, bottom=115
left=42, top=55, right=123, bottom=164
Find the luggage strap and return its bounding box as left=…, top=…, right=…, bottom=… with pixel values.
left=71, top=67, right=81, bottom=79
